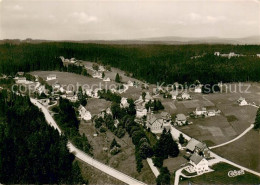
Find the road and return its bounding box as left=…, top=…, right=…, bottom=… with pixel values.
left=209, top=124, right=254, bottom=149
left=30, top=98, right=147, bottom=185
left=146, top=158, right=160, bottom=177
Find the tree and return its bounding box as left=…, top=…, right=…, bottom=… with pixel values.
left=102, top=72, right=105, bottom=78
left=92, top=63, right=99, bottom=71
left=254, top=107, right=260, bottom=129
left=178, top=133, right=185, bottom=145
left=115, top=73, right=120, bottom=83
left=156, top=167, right=171, bottom=185
left=110, top=138, right=121, bottom=149
left=142, top=92, right=146, bottom=101
left=139, top=142, right=153, bottom=159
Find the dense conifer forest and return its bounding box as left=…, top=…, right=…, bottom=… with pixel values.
left=0, top=90, right=86, bottom=184
left=0, top=42, right=260, bottom=84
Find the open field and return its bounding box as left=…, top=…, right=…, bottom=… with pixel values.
left=212, top=130, right=260, bottom=172
left=86, top=98, right=111, bottom=115
left=163, top=151, right=189, bottom=173
left=79, top=121, right=156, bottom=184
left=179, top=162, right=260, bottom=185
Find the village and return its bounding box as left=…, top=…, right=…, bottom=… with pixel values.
left=2, top=56, right=260, bottom=185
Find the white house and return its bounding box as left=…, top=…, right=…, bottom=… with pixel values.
left=237, top=97, right=247, bottom=106
left=78, top=105, right=92, bottom=121
left=195, top=107, right=207, bottom=116
left=194, top=85, right=202, bottom=93
left=98, top=66, right=105, bottom=72
left=214, top=52, right=220, bottom=56
left=170, top=91, right=178, bottom=100
left=147, top=115, right=164, bottom=133
left=189, top=153, right=209, bottom=174
left=136, top=105, right=147, bottom=118
left=46, top=74, right=57, bottom=81
left=145, top=92, right=153, bottom=102
left=120, top=97, right=129, bottom=108
left=66, top=91, right=78, bottom=102
left=127, top=80, right=134, bottom=87
left=103, top=77, right=111, bottom=82
left=16, top=77, right=26, bottom=84
left=175, top=114, right=187, bottom=126
left=207, top=110, right=216, bottom=117
left=93, top=72, right=102, bottom=79
left=146, top=110, right=171, bottom=133
left=181, top=92, right=191, bottom=100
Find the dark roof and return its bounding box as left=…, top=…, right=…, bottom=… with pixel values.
left=186, top=138, right=200, bottom=151
left=190, top=153, right=204, bottom=165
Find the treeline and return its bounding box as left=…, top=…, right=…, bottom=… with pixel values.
left=1, top=42, right=260, bottom=84
left=0, top=91, right=86, bottom=184
left=53, top=97, right=92, bottom=154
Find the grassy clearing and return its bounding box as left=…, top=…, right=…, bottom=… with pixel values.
left=179, top=162, right=260, bottom=185
left=212, top=130, right=260, bottom=172
left=77, top=159, right=126, bottom=185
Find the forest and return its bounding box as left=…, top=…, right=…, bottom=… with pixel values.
left=0, top=90, right=86, bottom=184
left=0, top=42, right=260, bottom=84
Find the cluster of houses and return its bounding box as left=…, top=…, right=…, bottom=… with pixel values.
left=214, top=52, right=243, bottom=59
left=134, top=92, right=154, bottom=118
left=14, top=72, right=33, bottom=84
left=185, top=138, right=210, bottom=174
left=193, top=107, right=220, bottom=117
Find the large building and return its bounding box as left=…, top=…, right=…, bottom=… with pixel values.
left=146, top=110, right=171, bottom=133
left=189, top=153, right=209, bottom=174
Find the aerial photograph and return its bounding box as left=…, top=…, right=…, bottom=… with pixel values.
left=0, top=0, right=259, bottom=184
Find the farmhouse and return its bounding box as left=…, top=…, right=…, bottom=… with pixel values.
left=17, top=71, right=24, bottom=76
left=186, top=138, right=210, bottom=158
left=120, top=97, right=129, bottom=108
left=127, top=80, right=134, bottom=87
left=214, top=52, right=220, bottom=56
left=98, top=66, right=105, bottom=72
left=136, top=105, right=147, bottom=118
left=16, top=77, right=26, bottom=84
left=170, top=91, right=178, bottom=100
left=46, top=74, right=57, bottom=81
left=78, top=105, right=92, bottom=121
left=66, top=91, right=78, bottom=102
left=237, top=97, right=247, bottom=106
left=189, top=153, right=209, bottom=174
left=207, top=110, right=216, bottom=117
left=181, top=92, right=191, bottom=100
left=93, top=72, right=102, bottom=79
left=175, top=114, right=187, bottom=126
left=145, top=92, right=153, bottom=102
left=161, top=112, right=171, bottom=122
left=147, top=114, right=164, bottom=133
left=103, top=77, right=111, bottom=82
left=194, top=85, right=202, bottom=93
left=195, top=107, right=207, bottom=116
left=146, top=110, right=171, bottom=133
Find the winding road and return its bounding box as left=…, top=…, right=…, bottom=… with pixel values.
left=30, top=98, right=147, bottom=185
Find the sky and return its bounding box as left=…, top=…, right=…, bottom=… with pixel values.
left=0, top=0, right=259, bottom=40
